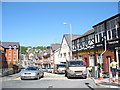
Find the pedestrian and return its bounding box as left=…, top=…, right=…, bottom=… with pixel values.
left=110, top=59, right=118, bottom=78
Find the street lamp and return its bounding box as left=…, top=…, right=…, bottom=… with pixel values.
left=63, top=22, right=72, bottom=60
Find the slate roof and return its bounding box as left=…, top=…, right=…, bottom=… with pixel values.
left=51, top=43, right=61, bottom=52
left=64, top=34, right=81, bottom=49
left=1, top=42, right=20, bottom=49
left=73, top=29, right=94, bottom=40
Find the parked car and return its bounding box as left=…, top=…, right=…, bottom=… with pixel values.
left=54, top=64, right=66, bottom=74
left=65, top=60, right=88, bottom=79
left=42, top=68, right=47, bottom=72
left=20, top=66, right=44, bottom=80
left=46, top=68, right=54, bottom=73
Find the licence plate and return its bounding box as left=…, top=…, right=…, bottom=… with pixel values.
left=76, top=73, right=81, bottom=75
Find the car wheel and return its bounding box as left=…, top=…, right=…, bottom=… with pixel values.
left=65, top=72, right=67, bottom=77
left=21, top=78, right=24, bottom=80
left=36, top=75, right=39, bottom=80
left=67, top=73, right=70, bottom=79
left=83, top=76, right=87, bottom=79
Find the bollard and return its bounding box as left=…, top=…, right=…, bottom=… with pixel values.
left=115, top=72, right=118, bottom=82
left=110, top=71, right=113, bottom=81
left=99, top=71, right=103, bottom=79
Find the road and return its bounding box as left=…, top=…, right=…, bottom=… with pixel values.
left=2, top=72, right=102, bottom=88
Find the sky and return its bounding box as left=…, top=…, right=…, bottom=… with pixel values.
left=2, top=2, right=119, bottom=47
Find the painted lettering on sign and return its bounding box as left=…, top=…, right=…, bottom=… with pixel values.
left=77, top=49, right=104, bottom=55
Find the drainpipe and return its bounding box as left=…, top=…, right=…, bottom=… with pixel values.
left=100, top=36, right=107, bottom=74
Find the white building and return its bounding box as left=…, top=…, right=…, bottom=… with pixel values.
left=59, top=34, right=80, bottom=62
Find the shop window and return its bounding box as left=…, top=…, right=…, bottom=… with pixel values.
left=90, top=54, right=95, bottom=66
left=79, top=55, right=83, bottom=60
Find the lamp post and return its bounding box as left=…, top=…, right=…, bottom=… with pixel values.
left=63, top=22, right=72, bottom=60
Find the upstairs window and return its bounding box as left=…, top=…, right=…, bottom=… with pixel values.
left=13, top=57, right=16, bottom=61
left=99, top=33, right=102, bottom=42
left=13, top=45, right=17, bottom=49
left=9, top=45, right=12, bottom=49
left=14, top=51, right=16, bottom=55
left=8, top=51, right=11, bottom=55
left=112, top=29, right=117, bottom=39
left=96, top=35, right=99, bottom=43
left=108, top=30, right=111, bottom=40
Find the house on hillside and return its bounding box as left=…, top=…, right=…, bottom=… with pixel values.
left=50, top=43, right=61, bottom=68
left=1, top=42, right=20, bottom=68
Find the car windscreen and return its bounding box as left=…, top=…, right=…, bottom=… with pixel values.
left=57, top=65, right=65, bottom=68
left=26, top=67, right=38, bottom=70
left=69, top=61, right=84, bottom=67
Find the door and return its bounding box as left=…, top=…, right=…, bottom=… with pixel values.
left=105, top=56, right=111, bottom=72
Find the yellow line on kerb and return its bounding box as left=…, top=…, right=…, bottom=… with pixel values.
left=4, top=77, right=20, bottom=81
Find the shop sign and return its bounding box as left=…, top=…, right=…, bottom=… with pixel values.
left=96, top=44, right=103, bottom=47
left=77, top=49, right=104, bottom=55
left=108, top=41, right=119, bottom=44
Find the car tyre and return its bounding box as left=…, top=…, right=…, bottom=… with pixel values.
left=21, top=78, right=24, bottom=80
left=83, top=75, right=87, bottom=79
left=65, top=71, right=67, bottom=77
left=36, top=75, right=40, bottom=80
left=67, top=73, right=70, bottom=79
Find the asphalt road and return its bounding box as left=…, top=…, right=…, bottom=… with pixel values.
left=2, top=72, right=101, bottom=88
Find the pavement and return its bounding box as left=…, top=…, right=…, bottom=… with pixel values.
left=0, top=71, right=21, bottom=81
left=92, top=77, right=120, bottom=88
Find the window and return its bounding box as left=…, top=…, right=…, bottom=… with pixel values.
left=64, top=53, right=66, bottom=57
left=97, top=54, right=103, bottom=63
left=108, top=30, right=111, bottom=40
left=13, top=58, right=16, bottom=61
left=8, top=57, right=11, bottom=61
left=96, top=35, right=99, bottom=43
left=9, top=45, right=12, bottom=49
left=8, top=51, right=11, bottom=55
left=14, top=51, right=16, bottom=55
left=99, top=33, right=102, bottom=42
left=13, top=45, right=17, bottom=49
left=90, top=54, right=95, bottom=66
left=79, top=55, right=83, bottom=60
left=60, top=54, right=62, bottom=57
left=112, top=29, right=117, bottom=39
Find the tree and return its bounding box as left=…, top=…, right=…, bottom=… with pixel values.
left=20, top=46, right=28, bottom=54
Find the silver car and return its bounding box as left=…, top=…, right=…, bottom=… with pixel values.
left=20, top=66, right=44, bottom=80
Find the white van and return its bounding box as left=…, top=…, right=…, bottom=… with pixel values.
left=65, top=60, right=88, bottom=79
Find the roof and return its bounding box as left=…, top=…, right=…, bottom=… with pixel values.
left=1, top=42, right=20, bottom=49
left=51, top=43, right=61, bottom=51
left=73, top=29, right=94, bottom=41
left=0, top=50, right=5, bottom=53
left=64, top=34, right=81, bottom=49
left=93, top=13, right=120, bottom=27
